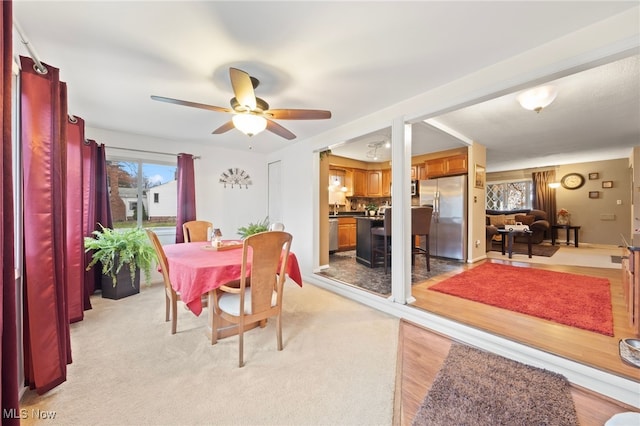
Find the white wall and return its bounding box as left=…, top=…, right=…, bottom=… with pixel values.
left=85, top=127, right=269, bottom=241
left=266, top=7, right=640, bottom=278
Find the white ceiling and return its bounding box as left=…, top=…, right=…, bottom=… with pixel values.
left=12, top=1, right=640, bottom=172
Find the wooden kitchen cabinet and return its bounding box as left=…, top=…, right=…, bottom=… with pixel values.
left=382, top=169, right=391, bottom=196
left=352, top=169, right=367, bottom=196
left=338, top=217, right=357, bottom=251
left=425, top=153, right=468, bottom=178
left=367, top=170, right=383, bottom=196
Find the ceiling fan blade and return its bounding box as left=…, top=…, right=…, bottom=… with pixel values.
left=151, top=95, right=232, bottom=113
left=266, top=119, right=296, bottom=140
left=229, top=68, right=257, bottom=110
left=265, top=109, right=332, bottom=120
left=212, top=120, right=235, bottom=134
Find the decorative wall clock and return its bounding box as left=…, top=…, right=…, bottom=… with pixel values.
left=560, top=173, right=585, bottom=190
left=219, top=168, right=252, bottom=189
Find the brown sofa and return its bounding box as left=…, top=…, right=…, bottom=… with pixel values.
left=486, top=209, right=550, bottom=244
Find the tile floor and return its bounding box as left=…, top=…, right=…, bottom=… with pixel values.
left=317, top=250, right=462, bottom=295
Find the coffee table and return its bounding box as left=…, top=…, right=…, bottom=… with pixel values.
left=497, top=228, right=533, bottom=259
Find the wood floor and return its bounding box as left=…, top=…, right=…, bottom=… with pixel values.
left=410, top=258, right=640, bottom=381
left=394, top=319, right=638, bottom=426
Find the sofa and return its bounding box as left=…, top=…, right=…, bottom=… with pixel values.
left=486, top=209, right=550, bottom=245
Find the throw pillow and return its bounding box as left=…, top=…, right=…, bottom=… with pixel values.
left=488, top=214, right=506, bottom=227
left=515, top=214, right=536, bottom=225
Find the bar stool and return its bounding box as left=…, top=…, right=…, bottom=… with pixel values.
left=371, top=209, right=391, bottom=273
left=411, top=206, right=433, bottom=272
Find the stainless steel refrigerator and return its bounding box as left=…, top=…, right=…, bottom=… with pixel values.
left=419, top=175, right=467, bottom=261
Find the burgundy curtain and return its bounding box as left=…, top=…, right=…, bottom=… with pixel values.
left=1, top=0, right=20, bottom=420
left=82, top=139, right=111, bottom=303
left=66, top=116, right=84, bottom=322
left=175, top=153, right=196, bottom=243
left=21, top=56, right=72, bottom=394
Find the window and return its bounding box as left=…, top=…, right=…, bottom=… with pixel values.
left=105, top=159, right=177, bottom=228
left=486, top=180, right=532, bottom=210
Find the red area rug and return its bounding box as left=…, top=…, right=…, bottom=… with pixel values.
left=429, top=262, right=614, bottom=336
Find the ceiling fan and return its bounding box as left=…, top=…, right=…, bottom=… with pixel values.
left=151, top=67, right=331, bottom=140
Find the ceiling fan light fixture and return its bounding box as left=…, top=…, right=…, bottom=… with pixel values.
left=232, top=114, right=267, bottom=136
left=517, top=85, right=558, bottom=113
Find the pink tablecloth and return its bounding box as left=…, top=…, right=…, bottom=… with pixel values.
left=163, top=241, right=303, bottom=316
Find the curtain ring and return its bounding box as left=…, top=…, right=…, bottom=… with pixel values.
left=68, top=115, right=78, bottom=124
left=32, top=62, right=48, bottom=75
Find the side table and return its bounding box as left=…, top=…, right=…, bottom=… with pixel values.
left=551, top=225, right=581, bottom=247
left=497, top=229, right=533, bottom=259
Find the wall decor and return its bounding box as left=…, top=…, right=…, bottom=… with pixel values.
left=602, top=180, right=613, bottom=188
left=474, top=164, right=485, bottom=189
left=560, top=173, right=585, bottom=190
left=589, top=191, right=600, bottom=199
left=588, top=172, right=599, bottom=180
left=219, top=168, right=252, bottom=189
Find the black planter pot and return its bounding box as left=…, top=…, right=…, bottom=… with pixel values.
left=100, top=262, right=140, bottom=300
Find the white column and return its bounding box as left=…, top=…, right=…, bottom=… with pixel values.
left=389, top=117, right=415, bottom=304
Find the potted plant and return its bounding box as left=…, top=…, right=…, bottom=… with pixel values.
left=365, top=203, right=378, bottom=216
left=237, top=217, right=270, bottom=239
left=84, top=225, right=156, bottom=300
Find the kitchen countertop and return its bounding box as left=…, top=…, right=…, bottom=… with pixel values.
left=329, top=212, right=366, bottom=218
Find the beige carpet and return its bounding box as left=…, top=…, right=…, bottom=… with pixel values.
left=20, top=282, right=398, bottom=425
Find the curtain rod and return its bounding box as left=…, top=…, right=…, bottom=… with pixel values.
left=13, top=19, right=48, bottom=75
left=107, top=146, right=200, bottom=159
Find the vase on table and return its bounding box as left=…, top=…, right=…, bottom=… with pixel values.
left=557, top=214, right=570, bottom=225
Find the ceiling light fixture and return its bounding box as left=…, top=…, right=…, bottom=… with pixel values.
left=232, top=114, right=267, bottom=136
left=517, top=85, right=558, bottom=113
left=366, top=141, right=388, bottom=160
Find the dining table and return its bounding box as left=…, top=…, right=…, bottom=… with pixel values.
left=162, top=240, right=303, bottom=317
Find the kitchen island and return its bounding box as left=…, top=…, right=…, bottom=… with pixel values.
left=355, top=216, right=384, bottom=267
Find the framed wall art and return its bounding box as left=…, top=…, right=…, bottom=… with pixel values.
left=589, top=191, right=600, bottom=199
left=588, top=172, right=599, bottom=180
left=602, top=181, right=613, bottom=188
left=474, top=164, right=485, bottom=189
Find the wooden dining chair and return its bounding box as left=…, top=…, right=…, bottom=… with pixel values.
left=209, top=231, right=293, bottom=367
left=411, top=206, right=433, bottom=272
left=182, top=220, right=213, bottom=242
left=146, top=229, right=182, bottom=334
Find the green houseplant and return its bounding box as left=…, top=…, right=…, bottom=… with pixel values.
left=365, top=203, right=378, bottom=216
left=237, top=217, right=270, bottom=239
left=84, top=225, right=156, bottom=299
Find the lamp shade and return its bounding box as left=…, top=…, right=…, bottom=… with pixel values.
left=517, top=85, right=558, bottom=113
left=232, top=114, right=267, bottom=136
